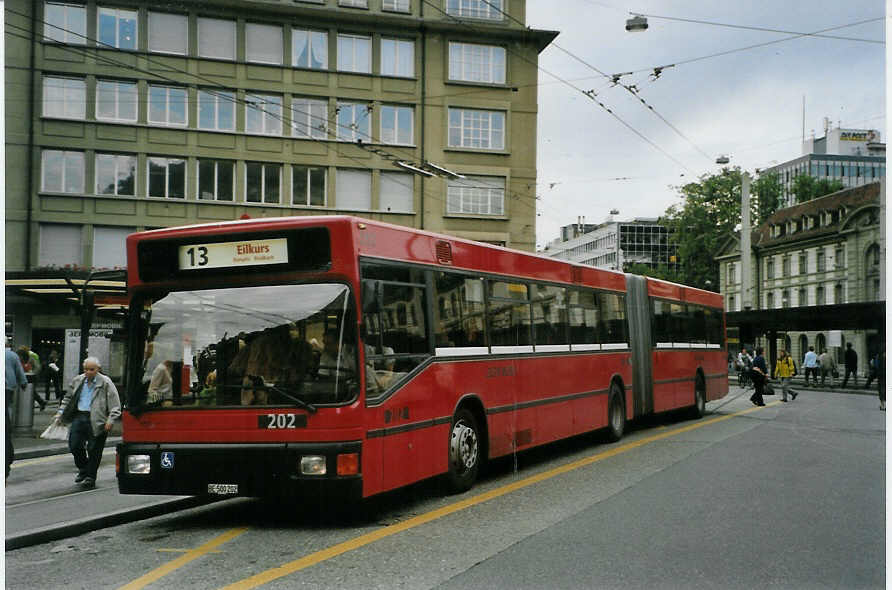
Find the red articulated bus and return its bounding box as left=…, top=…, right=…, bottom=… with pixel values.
left=116, top=216, right=728, bottom=500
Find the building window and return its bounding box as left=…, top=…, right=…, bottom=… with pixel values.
left=766, top=292, right=774, bottom=309
left=782, top=255, right=790, bottom=277
left=381, top=38, right=414, bottom=77
left=41, top=150, right=84, bottom=193
left=727, top=294, right=735, bottom=312
left=148, top=85, right=187, bottom=127
left=380, top=105, right=413, bottom=145
left=446, top=0, right=503, bottom=20
left=39, top=223, right=83, bottom=268
left=816, top=285, right=825, bottom=305
left=781, top=289, right=790, bottom=308
left=245, top=162, right=281, bottom=204
left=97, top=6, right=137, bottom=50
left=447, top=175, right=504, bottom=215
left=380, top=172, right=413, bottom=213
left=336, top=168, right=372, bottom=210
left=198, top=90, right=235, bottom=131
left=43, top=76, right=85, bottom=119
left=336, top=101, right=371, bottom=142
left=147, top=157, right=186, bottom=198
left=148, top=12, right=187, bottom=55
left=95, top=153, right=136, bottom=196
left=448, top=108, right=505, bottom=150
left=766, top=257, right=774, bottom=279
left=291, top=97, right=328, bottom=139
left=292, top=28, right=327, bottom=69
left=245, top=94, right=282, bottom=135
left=726, top=262, right=735, bottom=285
left=93, top=226, right=132, bottom=269
left=337, top=34, right=371, bottom=73
left=834, top=283, right=843, bottom=304
left=292, top=165, right=326, bottom=206
left=44, top=2, right=86, bottom=44
left=798, top=287, right=807, bottom=307
left=449, top=42, right=506, bottom=84
left=835, top=246, right=845, bottom=269
left=246, top=23, right=283, bottom=65
left=198, top=17, right=236, bottom=60
left=816, top=249, right=826, bottom=272
left=799, top=251, right=807, bottom=275
left=95, top=79, right=137, bottom=122
left=197, top=159, right=234, bottom=201
left=339, top=0, right=368, bottom=6
left=382, top=0, right=410, bottom=12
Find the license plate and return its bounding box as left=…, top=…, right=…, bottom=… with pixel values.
left=207, top=483, right=238, bottom=495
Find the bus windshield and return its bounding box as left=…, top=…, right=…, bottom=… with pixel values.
left=132, top=283, right=358, bottom=409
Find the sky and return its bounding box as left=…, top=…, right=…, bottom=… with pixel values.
left=525, top=0, right=886, bottom=249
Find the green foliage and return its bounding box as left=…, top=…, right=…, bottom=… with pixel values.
left=660, top=167, right=750, bottom=291
left=791, top=175, right=844, bottom=204
left=752, top=172, right=783, bottom=223
left=623, top=262, right=682, bottom=283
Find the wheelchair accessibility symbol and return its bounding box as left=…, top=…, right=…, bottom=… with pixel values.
left=160, top=451, right=175, bottom=469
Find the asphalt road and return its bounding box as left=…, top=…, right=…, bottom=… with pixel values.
left=4, top=387, right=885, bottom=590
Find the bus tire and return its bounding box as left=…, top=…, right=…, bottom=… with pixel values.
left=606, top=385, right=625, bottom=442
left=691, top=375, right=706, bottom=419
left=445, top=408, right=481, bottom=494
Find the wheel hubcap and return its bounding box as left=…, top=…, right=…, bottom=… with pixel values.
left=450, top=420, right=478, bottom=471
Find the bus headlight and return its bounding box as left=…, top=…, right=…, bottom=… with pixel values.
left=300, top=456, right=327, bottom=475
left=127, top=454, right=152, bottom=475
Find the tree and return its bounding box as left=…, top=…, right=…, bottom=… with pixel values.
left=791, top=174, right=844, bottom=204
left=660, top=167, right=752, bottom=291
left=752, top=172, right=783, bottom=224
left=623, top=262, right=682, bottom=283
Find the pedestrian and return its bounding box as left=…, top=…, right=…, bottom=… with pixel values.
left=842, top=342, right=858, bottom=388
left=802, top=346, right=819, bottom=387
left=773, top=349, right=798, bottom=402
left=52, top=357, right=121, bottom=488
left=864, top=353, right=879, bottom=390
left=749, top=347, right=768, bottom=406
left=877, top=349, right=885, bottom=411
left=738, top=347, right=754, bottom=389
left=44, top=349, right=63, bottom=401
left=16, top=346, right=46, bottom=411
left=819, top=349, right=838, bottom=387
left=5, top=338, right=28, bottom=479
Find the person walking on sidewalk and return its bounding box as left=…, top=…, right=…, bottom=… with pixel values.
left=5, top=339, right=28, bottom=479
left=802, top=346, right=819, bottom=387
left=773, top=349, right=797, bottom=402
left=16, top=346, right=47, bottom=411
left=819, top=349, right=838, bottom=388
left=842, top=342, right=858, bottom=388
left=44, top=349, right=62, bottom=401
left=53, top=357, right=121, bottom=489
left=749, top=347, right=768, bottom=406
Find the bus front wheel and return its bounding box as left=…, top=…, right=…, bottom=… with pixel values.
left=606, top=385, right=625, bottom=442
left=445, top=408, right=480, bottom=494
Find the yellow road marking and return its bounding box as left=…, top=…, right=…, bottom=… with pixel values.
left=118, top=528, right=248, bottom=590
left=158, top=548, right=224, bottom=554
left=223, top=402, right=777, bottom=589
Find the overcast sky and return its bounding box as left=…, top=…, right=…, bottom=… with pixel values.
left=526, top=0, right=886, bottom=249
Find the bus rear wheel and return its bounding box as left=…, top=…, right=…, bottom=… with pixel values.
left=606, top=385, right=625, bottom=442
left=445, top=408, right=480, bottom=494
left=691, top=375, right=706, bottom=419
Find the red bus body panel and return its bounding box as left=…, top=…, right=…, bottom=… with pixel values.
left=122, top=216, right=726, bottom=499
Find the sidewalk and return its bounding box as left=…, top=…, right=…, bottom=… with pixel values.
left=10, top=399, right=120, bottom=461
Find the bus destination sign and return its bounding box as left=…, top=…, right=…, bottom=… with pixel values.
left=178, top=238, right=289, bottom=271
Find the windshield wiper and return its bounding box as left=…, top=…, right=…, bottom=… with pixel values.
left=265, top=384, right=317, bottom=413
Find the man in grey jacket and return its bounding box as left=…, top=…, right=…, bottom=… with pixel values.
left=53, top=357, right=121, bottom=488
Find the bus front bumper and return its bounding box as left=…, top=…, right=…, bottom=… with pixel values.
left=116, top=441, right=362, bottom=500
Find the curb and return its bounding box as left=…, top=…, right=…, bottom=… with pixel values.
left=13, top=437, right=122, bottom=461
left=5, top=496, right=214, bottom=551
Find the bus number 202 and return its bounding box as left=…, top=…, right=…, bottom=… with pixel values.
left=259, top=414, right=306, bottom=429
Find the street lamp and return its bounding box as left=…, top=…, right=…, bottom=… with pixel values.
left=625, top=15, right=648, bottom=32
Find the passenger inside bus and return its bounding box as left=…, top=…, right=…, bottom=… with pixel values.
left=229, top=323, right=315, bottom=405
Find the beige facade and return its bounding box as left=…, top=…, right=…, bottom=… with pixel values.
left=5, top=0, right=556, bottom=348
left=716, top=182, right=884, bottom=375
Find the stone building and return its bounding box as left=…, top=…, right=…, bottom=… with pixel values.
left=5, top=0, right=557, bottom=361
left=716, top=181, right=884, bottom=375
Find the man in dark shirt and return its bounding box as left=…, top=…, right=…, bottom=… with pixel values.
left=842, top=342, right=858, bottom=388
left=749, top=347, right=768, bottom=406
